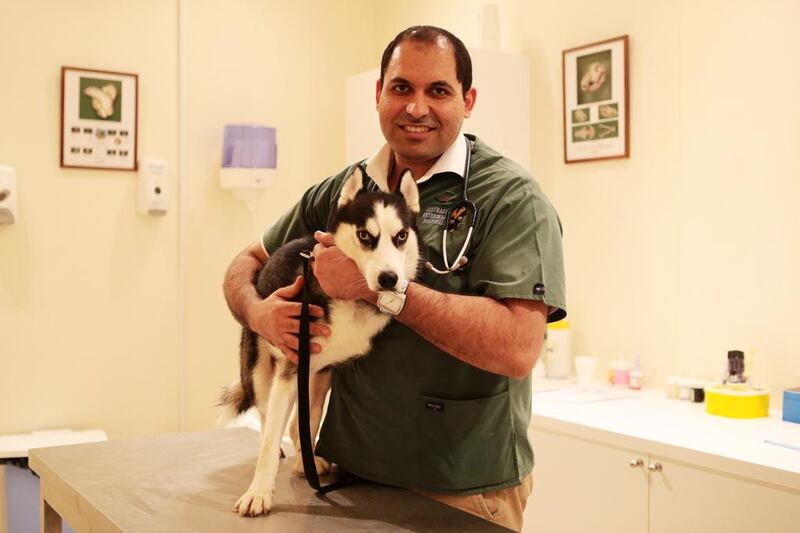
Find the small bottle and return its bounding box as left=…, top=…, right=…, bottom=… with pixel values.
left=609, top=359, right=631, bottom=387
left=628, top=356, right=644, bottom=390
left=727, top=350, right=745, bottom=383
left=629, top=369, right=643, bottom=390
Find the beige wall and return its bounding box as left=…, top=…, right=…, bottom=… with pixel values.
left=0, top=0, right=180, bottom=438
left=1, top=0, right=798, bottom=440
left=382, top=0, right=799, bottom=401
left=180, top=0, right=381, bottom=430
left=524, top=0, right=800, bottom=403
left=0, top=0, right=380, bottom=437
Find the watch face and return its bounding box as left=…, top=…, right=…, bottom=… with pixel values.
left=379, top=292, right=403, bottom=315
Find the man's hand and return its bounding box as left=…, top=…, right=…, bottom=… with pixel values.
left=312, top=231, right=372, bottom=301
left=246, top=275, right=331, bottom=364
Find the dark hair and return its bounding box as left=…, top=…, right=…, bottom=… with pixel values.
left=379, top=26, right=472, bottom=95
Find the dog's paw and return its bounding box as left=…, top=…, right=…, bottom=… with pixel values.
left=293, top=454, right=332, bottom=477
left=233, top=489, right=272, bottom=517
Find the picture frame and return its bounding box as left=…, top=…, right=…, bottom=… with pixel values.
left=60, top=66, right=138, bottom=170
left=562, top=35, right=629, bottom=163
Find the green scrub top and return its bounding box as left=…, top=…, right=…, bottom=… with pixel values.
left=262, top=136, right=566, bottom=495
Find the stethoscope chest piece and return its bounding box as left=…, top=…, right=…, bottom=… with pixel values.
left=446, top=202, right=468, bottom=232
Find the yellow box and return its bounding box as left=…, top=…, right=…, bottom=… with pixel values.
left=705, top=386, right=770, bottom=419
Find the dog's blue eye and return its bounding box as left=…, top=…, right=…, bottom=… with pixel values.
left=357, top=230, right=371, bottom=243
left=396, top=231, right=408, bottom=243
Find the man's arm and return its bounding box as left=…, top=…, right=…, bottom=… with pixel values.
left=223, top=241, right=269, bottom=327
left=223, top=241, right=331, bottom=360
left=379, top=284, right=546, bottom=379
left=311, top=232, right=547, bottom=379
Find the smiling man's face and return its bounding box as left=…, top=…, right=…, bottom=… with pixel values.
left=376, top=37, right=476, bottom=179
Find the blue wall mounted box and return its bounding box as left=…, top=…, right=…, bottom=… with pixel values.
left=783, top=388, right=800, bottom=424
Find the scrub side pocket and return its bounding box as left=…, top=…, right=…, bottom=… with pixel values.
left=419, top=391, right=517, bottom=492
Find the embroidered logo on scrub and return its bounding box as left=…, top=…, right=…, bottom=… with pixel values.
left=421, top=205, right=449, bottom=226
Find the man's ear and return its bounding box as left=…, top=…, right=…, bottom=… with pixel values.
left=375, top=79, right=382, bottom=109
left=398, top=170, right=420, bottom=214
left=463, top=87, right=477, bottom=118
left=338, top=166, right=364, bottom=208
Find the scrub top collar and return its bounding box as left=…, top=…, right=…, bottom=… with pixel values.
left=363, top=131, right=467, bottom=192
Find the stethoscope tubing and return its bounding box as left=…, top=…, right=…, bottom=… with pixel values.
left=427, top=135, right=476, bottom=275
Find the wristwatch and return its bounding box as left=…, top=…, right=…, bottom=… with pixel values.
left=377, top=279, right=409, bottom=316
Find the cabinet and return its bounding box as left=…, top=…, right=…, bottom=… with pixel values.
left=523, top=428, right=648, bottom=532
left=523, top=427, right=800, bottom=533
left=648, top=455, right=798, bottom=533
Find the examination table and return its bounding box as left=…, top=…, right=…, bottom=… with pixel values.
left=29, top=427, right=506, bottom=532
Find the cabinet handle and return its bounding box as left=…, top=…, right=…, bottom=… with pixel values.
left=648, top=463, right=663, bottom=472
left=629, top=459, right=644, bottom=468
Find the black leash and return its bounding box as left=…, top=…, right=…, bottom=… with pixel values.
left=298, top=251, right=359, bottom=494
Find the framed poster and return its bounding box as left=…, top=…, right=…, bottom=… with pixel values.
left=60, top=67, right=138, bottom=170
left=563, top=35, right=629, bottom=163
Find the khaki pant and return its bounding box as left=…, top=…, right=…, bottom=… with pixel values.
left=414, top=473, right=534, bottom=532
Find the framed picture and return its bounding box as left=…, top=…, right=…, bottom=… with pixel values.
left=60, top=67, right=138, bottom=170
left=563, top=35, right=629, bottom=163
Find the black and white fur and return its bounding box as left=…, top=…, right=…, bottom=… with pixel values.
left=219, top=167, right=420, bottom=516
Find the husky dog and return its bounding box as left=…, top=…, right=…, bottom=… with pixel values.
left=219, top=166, right=420, bottom=517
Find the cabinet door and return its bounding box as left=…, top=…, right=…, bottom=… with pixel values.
left=648, top=456, right=800, bottom=533
left=523, top=428, right=648, bottom=533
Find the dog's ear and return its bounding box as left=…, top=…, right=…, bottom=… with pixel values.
left=398, top=170, right=419, bottom=214
left=338, top=166, right=364, bottom=208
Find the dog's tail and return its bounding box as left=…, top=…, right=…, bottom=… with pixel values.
left=216, top=380, right=245, bottom=427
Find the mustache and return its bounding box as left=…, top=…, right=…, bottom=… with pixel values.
left=399, top=118, right=438, bottom=128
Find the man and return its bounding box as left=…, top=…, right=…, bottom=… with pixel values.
left=223, top=26, right=566, bottom=531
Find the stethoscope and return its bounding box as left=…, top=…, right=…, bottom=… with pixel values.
left=424, top=135, right=478, bottom=275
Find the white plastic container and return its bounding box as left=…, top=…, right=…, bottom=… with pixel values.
left=666, top=376, right=681, bottom=399
left=545, top=320, right=571, bottom=379
left=532, top=340, right=547, bottom=378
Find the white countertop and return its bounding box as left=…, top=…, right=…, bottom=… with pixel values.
left=0, top=428, right=107, bottom=459
left=530, top=379, right=800, bottom=490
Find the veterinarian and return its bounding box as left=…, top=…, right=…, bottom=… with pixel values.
left=223, top=25, right=566, bottom=532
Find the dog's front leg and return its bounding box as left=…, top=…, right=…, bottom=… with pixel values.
left=234, top=373, right=296, bottom=517
left=291, top=368, right=333, bottom=476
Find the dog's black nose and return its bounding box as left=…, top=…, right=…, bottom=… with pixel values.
left=378, top=271, right=398, bottom=290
